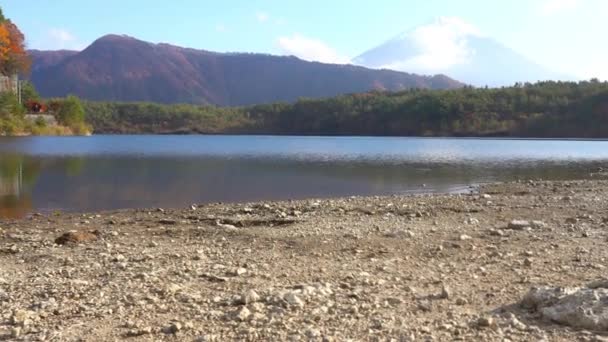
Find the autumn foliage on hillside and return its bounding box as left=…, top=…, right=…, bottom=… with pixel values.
left=0, top=7, right=30, bottom=76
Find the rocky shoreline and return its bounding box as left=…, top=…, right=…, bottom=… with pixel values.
left=2, top=179, right=608, bottom=341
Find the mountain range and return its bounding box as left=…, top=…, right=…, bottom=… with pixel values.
left=354, top=17, right=570, bottom=87
left=28, top=35, right=462, bottom=106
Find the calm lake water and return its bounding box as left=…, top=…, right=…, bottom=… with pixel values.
left=1, top=135, right=608, bottom=218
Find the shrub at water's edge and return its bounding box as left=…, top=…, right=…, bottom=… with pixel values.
left=0, top=92, right=25, bottom=135
left=0, top=91, right=92, bottom=136
left=53, top=95, right=92, bottom=135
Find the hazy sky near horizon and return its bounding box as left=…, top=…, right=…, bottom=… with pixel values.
left=3, top=0, right=607, bottom=80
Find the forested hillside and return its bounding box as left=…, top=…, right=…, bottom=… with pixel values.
left=84, top=80, right=608, bottom=138
left=29, top=35, right=462, bottom=106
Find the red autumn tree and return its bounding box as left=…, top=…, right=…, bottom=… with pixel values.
left=0, top=7, right=30, bottom=76
left=0, top=25, right=9, bottom=59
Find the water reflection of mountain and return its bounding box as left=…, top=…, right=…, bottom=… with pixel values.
left=20, top=156, right=604, bottom=214
left=0, top=172, right=21, bottom=197
left=0, top=148, right=604, bottom=217
left=1, top=157, right=23, bottom=196
left=0, top=155, right=87, bottom=218
left=0, top=156, right=41, bottom=218
left=0, top=168, right=32, bottom=217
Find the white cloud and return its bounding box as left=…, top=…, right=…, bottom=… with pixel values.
left=277, top=34, right=350, bottom=64
left=538, top=0, right=582, bottom=15
left=215, top=24, right=227, bottom=32
left=40, top=28, right=85, bottom=50
left=256, top=11, right=269, bottom=23
left=49, top=28, right=76, bottom=43
left=381, top=17, right=481, bottom=72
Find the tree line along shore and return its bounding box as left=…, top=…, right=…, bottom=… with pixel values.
left=83, top=80, right=608, bottom=138
left=3, top=79, right=608, bottom=138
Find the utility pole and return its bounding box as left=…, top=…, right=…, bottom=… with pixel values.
left=17, top=78, right=22, bottom=105
left=18, top=161, right=22, bottom=197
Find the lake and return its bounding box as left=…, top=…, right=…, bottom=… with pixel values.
left=1, top=135, right=607, bottom=219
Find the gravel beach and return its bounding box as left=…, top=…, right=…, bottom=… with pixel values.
left=2, top=179, right=608, bottom=341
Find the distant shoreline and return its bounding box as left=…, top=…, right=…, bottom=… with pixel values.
left=82, top=81, right=608, bottom=139
left=0, top=130, right=91, bottom=137
left=4, top=132, right=608, bottom=142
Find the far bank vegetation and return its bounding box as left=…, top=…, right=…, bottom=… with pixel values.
left=85, top=80, right=608, bottom=138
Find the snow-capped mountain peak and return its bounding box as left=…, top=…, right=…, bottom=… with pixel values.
left=354, top=17, right=570, bottom=87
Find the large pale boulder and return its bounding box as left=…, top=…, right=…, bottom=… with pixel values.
left=521, top=281, right=608, bottom=331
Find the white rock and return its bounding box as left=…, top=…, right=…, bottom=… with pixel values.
left=11, top=327, right=21, bottom=338
left=284, top=292, right=304, bottom=307
left=521, top=286, right=608, bottom=331
left=531, top=220, right=546, bottom=228
left=235, top=306, right=251, bottom=321
left=11, top=310, right=32, bottom=326
left=112, top=254, right=126, bottom=262
left=305, top=327, right=321, bottom=338
left=0, top=289, right=8, bottom=302
left=239, top=290, right=261, bottom=305
left=507, top=315, right=528, bottom=331
left=476, top=316, right=494, bottom=328
left=216, top=220, right=238, bottom=231
left=250, top=302, right=266, bottom=313
left=508, top=220, right=531, bottom=230
left=128, top=327, right=152, bottom=337
left=466, top=218, right=480, bottom=225
left=440, top=285, right=451, bottom=299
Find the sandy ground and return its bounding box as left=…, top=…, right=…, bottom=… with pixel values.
left=1, top=179, right=608, bottom=341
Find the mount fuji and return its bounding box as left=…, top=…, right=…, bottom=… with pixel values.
left=354, top=17, right=571, bottom=87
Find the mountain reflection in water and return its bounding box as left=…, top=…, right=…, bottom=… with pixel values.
left=1, top=135, right=608, bottom=219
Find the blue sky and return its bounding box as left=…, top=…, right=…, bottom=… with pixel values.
left=3, top=0, right=607, bottom=79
